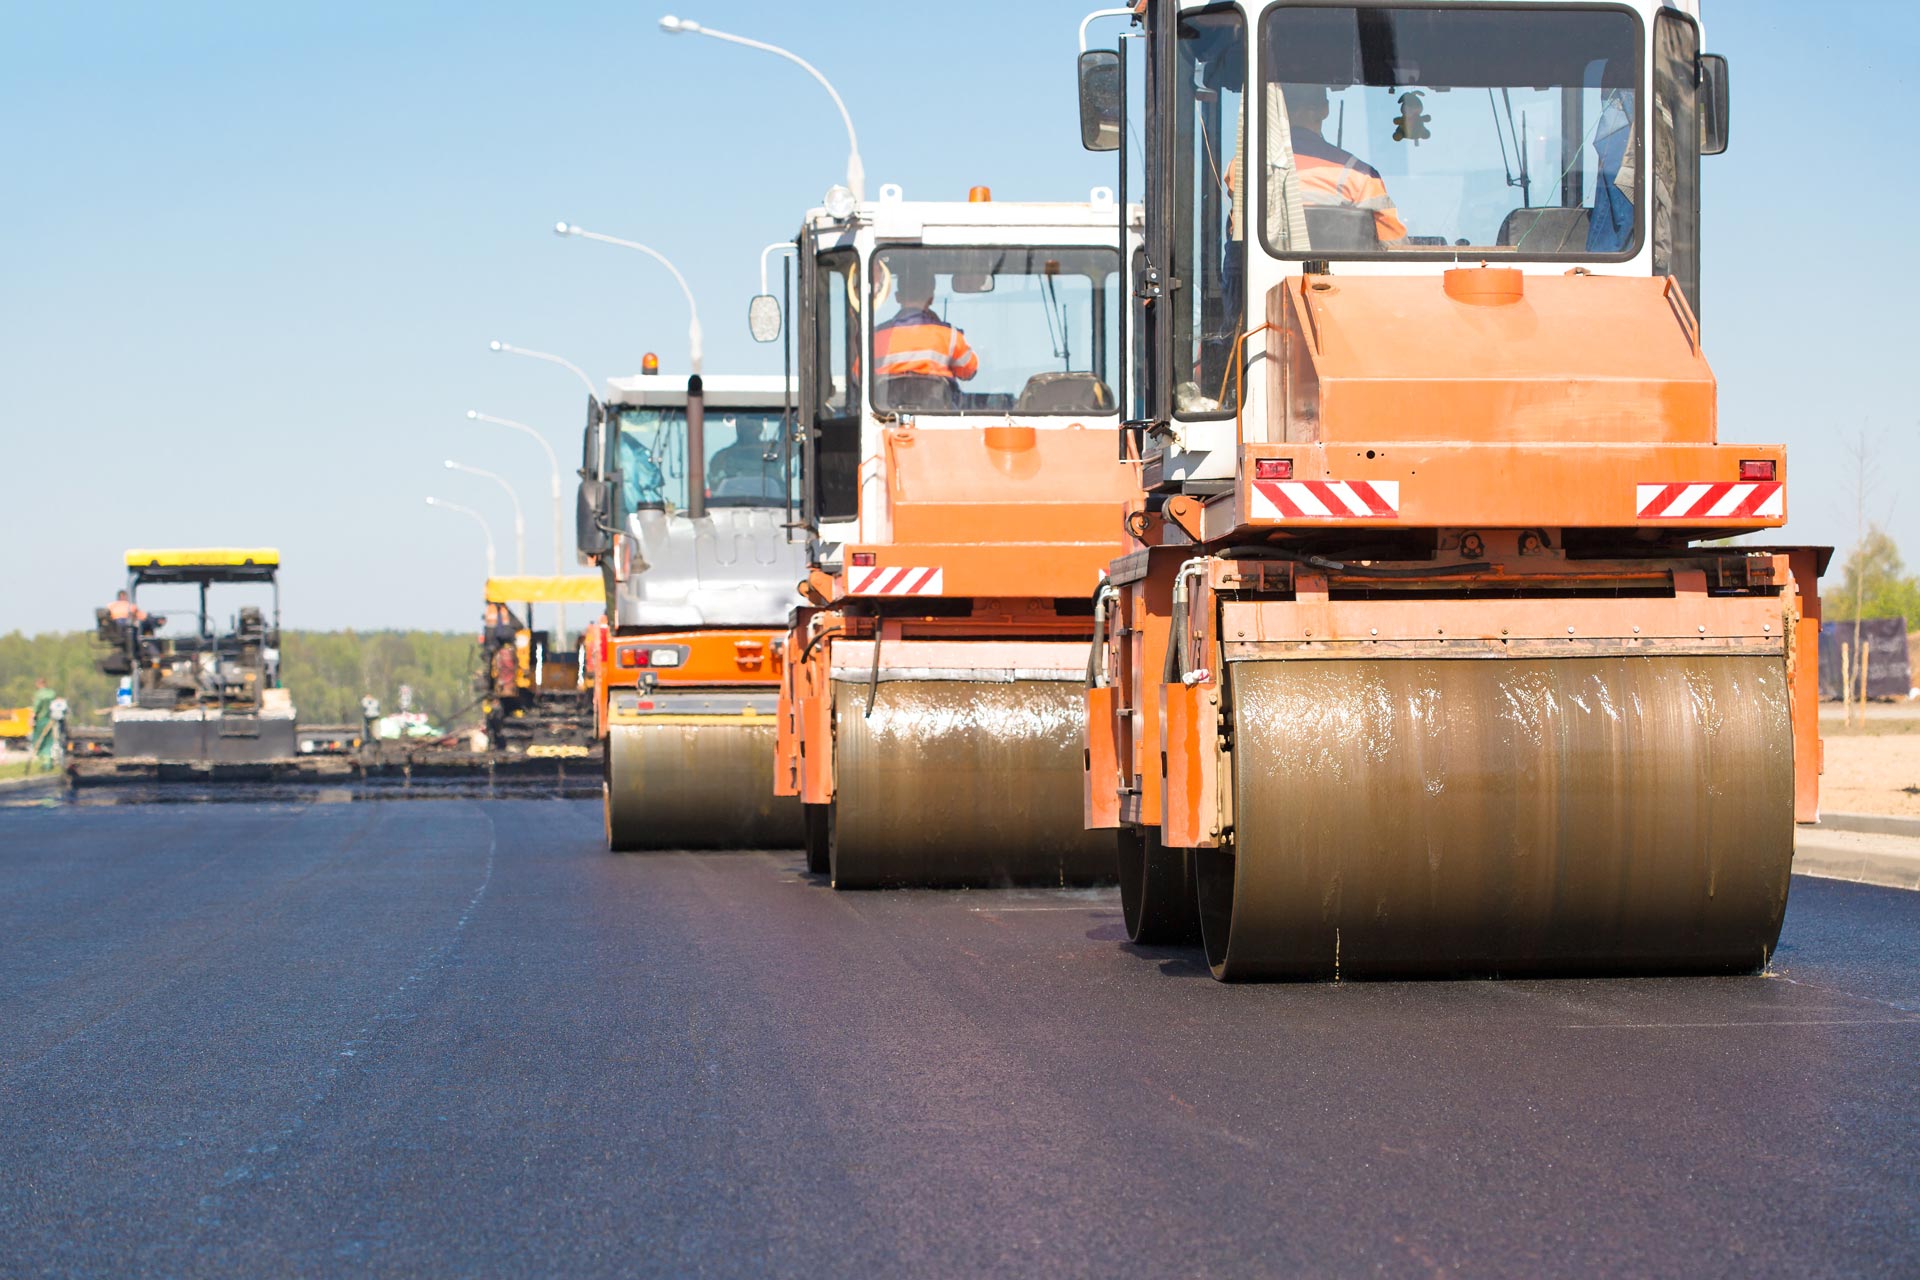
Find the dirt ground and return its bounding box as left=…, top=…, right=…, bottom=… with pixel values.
left=1820, top=692, right=1920, bottom=817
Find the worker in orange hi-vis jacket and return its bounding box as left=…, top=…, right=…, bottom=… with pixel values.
left=1282, top=82, right=1407, bottom=244
left=873, top=265, right=979, bottom=393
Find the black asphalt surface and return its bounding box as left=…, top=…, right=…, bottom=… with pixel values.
left=2, top=796, right=1916, bottom=1278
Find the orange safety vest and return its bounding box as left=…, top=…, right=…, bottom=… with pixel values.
left=1292, top=128, right=1407, bottom=243
left=873, top=307, right=979, bottom=382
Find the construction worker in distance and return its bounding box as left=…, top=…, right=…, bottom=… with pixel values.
left=106, top=589, right=149, bottom=629
left=28, top=678, right=57, bottom=771
left=1283, top=82, right=1407, bottom=244
left=873, top=264, right=979, bottom=407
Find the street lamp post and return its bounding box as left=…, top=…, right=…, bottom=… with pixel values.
left=552, top=224, right=703, bottom=375
left=426, top=497, right=497, bottom=579
left=659, top=15, right=864, bottom=203
left=466, top=409, right=566, bottom=635
left=444, top=460, right=526, bottom=573
left=554, top=224, right=711, bottom=518
left=489, top=341, right=600, bottom=406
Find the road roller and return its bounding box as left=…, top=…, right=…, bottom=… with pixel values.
left=577, top=367, right=808, bottom=850
left=767, top=186, right=1140, bottom=887
left=1076, top=0, right=1827, bottom=978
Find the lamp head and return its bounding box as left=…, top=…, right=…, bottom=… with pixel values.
left=488, top=340, right=503, bottom=352
left=443, top=460, right=456, bottom=470
left=554, top=221, right=575, bottom=236
left=660, top=15, right=698, bottom=33
left=823, top=184, right=856, bottom=221
left=465, top=410, right=479, bottom=420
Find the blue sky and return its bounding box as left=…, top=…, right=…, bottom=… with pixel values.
left=2, top=1, right=1915, bottom=634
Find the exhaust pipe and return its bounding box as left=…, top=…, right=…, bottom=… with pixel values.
left=686, top=373, right=706, bottom=520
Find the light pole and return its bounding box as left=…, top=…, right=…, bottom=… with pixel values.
left=466, top=409, right=566, bottom=635
left=552, top=223, right=703, bottom=375
left=660, top=16, right=864, bottom=203
left=444, top=460, right=526, bottom=573
left=426, top=497, right=497, bottom=579
left=489, top=341, right=599, bottom=406
left=760, top=241, right=795, bottom=297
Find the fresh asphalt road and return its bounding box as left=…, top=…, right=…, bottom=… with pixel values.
left=2, top=798, right=1916, bottom=1279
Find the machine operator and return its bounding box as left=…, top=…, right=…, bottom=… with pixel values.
left=1283, top=83, right=1407, bottom=244
left=873, top=265, right=979, bottom=406
left=706, top=419, right=782, bottom=497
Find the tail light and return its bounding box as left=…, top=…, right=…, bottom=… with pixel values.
left=850, top=551, right=876, bottom=566
left=1254, top=458, right=1293, bottom=481
left=1739, top=459, right=1776, bottom=481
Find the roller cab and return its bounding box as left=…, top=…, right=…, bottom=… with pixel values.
left=772, top=189, right=1140, bottom=886
left=1081, top=0, right=1825, bottom=978
left=583, top=373, right=808, bottom=851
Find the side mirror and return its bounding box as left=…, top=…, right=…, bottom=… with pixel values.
left=1077, top=49, right=1121, bottom=152
left=1700, top=53, right=1730, bottom=155
left=748, top=294, right=782, bottom=343
left=576, top=478, right=614, bottom=557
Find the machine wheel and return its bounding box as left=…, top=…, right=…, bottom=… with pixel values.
left=803, top=803, right=831, bottom=875
left=1117, top=825, right=1201, bottom=946
left=826, top=679, right=1114, bottom=889
left=1197, top=655, right=1796, bottom=981
left=606, top=720, right=802, bottom=852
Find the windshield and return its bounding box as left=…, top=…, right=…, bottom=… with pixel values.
left=1260, top=6, right=1640, bottom=258
left=868, top=246, right=1121, bottom=415
left=614, top=406, right=796, bottom=513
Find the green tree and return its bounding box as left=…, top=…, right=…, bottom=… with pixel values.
left=0, top=630, right=485, bottom=730
left=1830, top=525, right=1920, bottom=624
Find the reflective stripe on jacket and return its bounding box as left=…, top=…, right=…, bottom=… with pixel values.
left=1292, top=129, right=1407, bottom=243
left=874, top=308, right=979, bottom=382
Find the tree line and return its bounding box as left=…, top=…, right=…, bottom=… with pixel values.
left=0, top=631, right=483, bottom=728
left=1829, top=524, right=1920, bottom=625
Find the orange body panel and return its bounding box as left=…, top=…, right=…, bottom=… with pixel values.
left=597, top=628, right=784, bottom=739
left=1227, top=442, right=1787, bottom=533
left=879, top=423, right=1136, bottom=548
left=1160, top=679, right=1222, bottom=849
left=1083, top=685, right=1121, bottom=829
left=839, top=542, right=1119, bottom=601
left=1265, top=271, right=1715, bottom=446
left=1787, top=548, right=1825, bottom=823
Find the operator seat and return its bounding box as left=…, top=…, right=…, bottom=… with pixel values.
left=1015, top=372, right=1115, bottom=414
left=879, top=374, right=959, bottom=413
left=1304, top=207, right=1381, bottom=252
left=1497, top=207, right=1591, bottom=251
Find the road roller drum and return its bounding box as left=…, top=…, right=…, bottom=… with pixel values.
left=827, top=679, right=1113, bottom=888
left=1198, top=654, right=1795, bottom=980
left=606, top=720, right=803, bottom=852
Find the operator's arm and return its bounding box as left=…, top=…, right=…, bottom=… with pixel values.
left=947, top=327, right=979, bottom=382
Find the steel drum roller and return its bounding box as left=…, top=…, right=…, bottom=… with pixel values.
left=1201, top=655, right=1795, bottom=980
left=828, top=679, right=1115, bottom=888
left=605, top=721, right=802, bottom=851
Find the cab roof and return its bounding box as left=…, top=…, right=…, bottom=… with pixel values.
left=604, top=373, right=792, bottom=410
left=125, top=548, right=279, bottom=584
left=484, top=575, right=604, bottom=606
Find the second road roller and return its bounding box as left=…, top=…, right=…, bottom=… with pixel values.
left=1076, top=0, right=1826, bottom=978
left=578, top=365, right=808, bottom=850
left=769, top=184, right=1141, bottom=887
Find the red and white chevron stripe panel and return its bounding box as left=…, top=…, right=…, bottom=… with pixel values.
left=1250, top=479, right=1400, bottom=520
left=847, top=565, right=945, bottom=596
left=1636, top=482, right=1783, bottom=520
